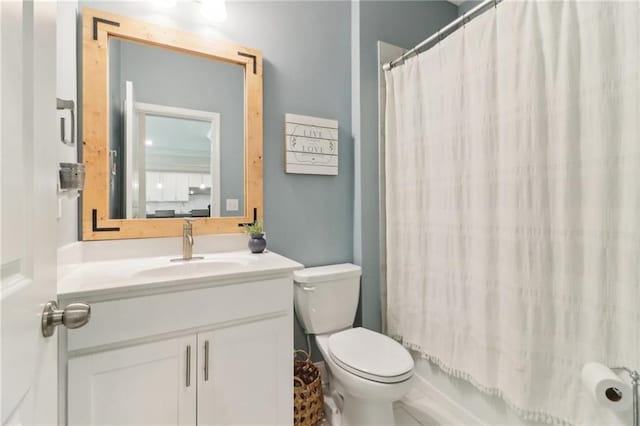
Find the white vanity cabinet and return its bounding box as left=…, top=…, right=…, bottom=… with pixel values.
left=58, top=258, right=300, bottom=426
left=68, top=317, right=289, bottom=425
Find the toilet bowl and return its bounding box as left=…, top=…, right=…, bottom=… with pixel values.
left=293, top=264, right=414, bottom=426
left=316, top=328, right=414, bottom=425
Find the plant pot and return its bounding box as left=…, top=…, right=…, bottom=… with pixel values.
left=248, top=233, right=267, bottom=254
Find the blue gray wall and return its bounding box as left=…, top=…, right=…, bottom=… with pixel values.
left=221, top=2, right=354, bottom=353
left=352, top=1, right=459, bottom=332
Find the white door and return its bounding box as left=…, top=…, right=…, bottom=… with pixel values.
left=68, top=335, right=198, bottom=426
left=197, top=317, right=292, bottom=426
left=1, top=1, right=59, bottom=425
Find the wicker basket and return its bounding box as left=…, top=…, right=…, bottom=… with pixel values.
left=293, top=350, right=324, bottom=426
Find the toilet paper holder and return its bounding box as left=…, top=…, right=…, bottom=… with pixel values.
left=610, top=366, right=639, bottom=426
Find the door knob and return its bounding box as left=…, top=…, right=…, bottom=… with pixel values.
left=41, top=300, right=91, bottom=337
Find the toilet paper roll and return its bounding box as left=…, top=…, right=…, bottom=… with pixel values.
left=581, top=362, right=632, bottom=412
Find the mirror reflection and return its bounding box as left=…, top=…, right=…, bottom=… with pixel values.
left=108, top=37, right=245, bottom=219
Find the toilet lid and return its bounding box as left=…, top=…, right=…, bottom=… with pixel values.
left=328, top=328, right=414, bottom=384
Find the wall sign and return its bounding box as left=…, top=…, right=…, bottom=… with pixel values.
left=285, top=113, right=338, bottom=175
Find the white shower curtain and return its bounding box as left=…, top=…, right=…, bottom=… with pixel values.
left=385, top=1, right=640, bottom=424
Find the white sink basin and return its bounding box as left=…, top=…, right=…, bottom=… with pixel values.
left=57, top=250, right=304, bottom=299
left=132, top=255, right=255, bottom=279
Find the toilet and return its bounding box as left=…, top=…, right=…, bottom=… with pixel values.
left=293, top=264, right=414, bottom=426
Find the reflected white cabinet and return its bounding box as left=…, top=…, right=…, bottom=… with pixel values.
left=187, top=172, right=212, bottom=190
left=146, top=172, right=192, bottom=202
left=146, top=171, right=163, bottom=201
left=187, top=173, right=203, bottom=188
left=174, top=173, right=189, bottom=201
left=60, top=276, right=294, bottom=426
left=163, top=172, right=178, bottom=201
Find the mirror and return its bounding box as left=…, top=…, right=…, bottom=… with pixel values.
left=108, top=38, right=245, bottom=220
left=82, top=8, right=263, bottom=240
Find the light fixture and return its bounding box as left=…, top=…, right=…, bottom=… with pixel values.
left=145, top=140, right=153, bottom=146
left=200, top=0, right=227, bottom=24
left=156, top=182, right=163, bottom=189
left=151, top=0, right=228, bottom=24
left=153, top=0, right=177, bottom=8
left=199, top=183, right=205, bottom=189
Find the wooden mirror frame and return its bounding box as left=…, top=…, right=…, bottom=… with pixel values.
left=82, top=8, right=263, bottom=240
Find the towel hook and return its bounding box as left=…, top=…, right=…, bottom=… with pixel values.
left=56, top=98, right=75, bottom=147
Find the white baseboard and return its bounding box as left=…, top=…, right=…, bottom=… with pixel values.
left=403, top=371, right=486, bottom=426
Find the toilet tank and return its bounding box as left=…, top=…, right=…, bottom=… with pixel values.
left=293, top=263, right=362, bottom=335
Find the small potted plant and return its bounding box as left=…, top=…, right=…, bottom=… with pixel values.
left=243, top=220, right=266, bottom=254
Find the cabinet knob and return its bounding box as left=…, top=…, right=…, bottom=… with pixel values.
left=41, top=300, right=91, bottom=337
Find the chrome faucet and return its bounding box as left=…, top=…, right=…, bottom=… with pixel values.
left=170, top=219, right=203, bottom=262
left=183, top=219, right=194, bottom=260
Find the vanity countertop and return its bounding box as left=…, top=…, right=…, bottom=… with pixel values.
left=58, top=250, right=303, bottom=300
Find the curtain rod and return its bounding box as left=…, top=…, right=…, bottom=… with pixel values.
left=383, top=0, right=503, bottom=71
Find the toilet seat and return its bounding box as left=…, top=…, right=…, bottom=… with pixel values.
left=328, top=328, right=414, bottom=384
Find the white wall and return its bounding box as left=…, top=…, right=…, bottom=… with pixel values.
left=56, top=0, right=79, bottom=247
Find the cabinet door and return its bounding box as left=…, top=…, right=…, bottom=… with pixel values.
left=203, top=173, right=212, bottom=188
left=197, top=316, right=292, bottom=426
left=187, top=173, right=202, bottom=188
left=68, top=335, right=197, bottom=426
left=146, top=171, right=162, bottom=202
left=174, top=173, right=190, bottom=201
left=161, top=172, right=177, bottom=201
